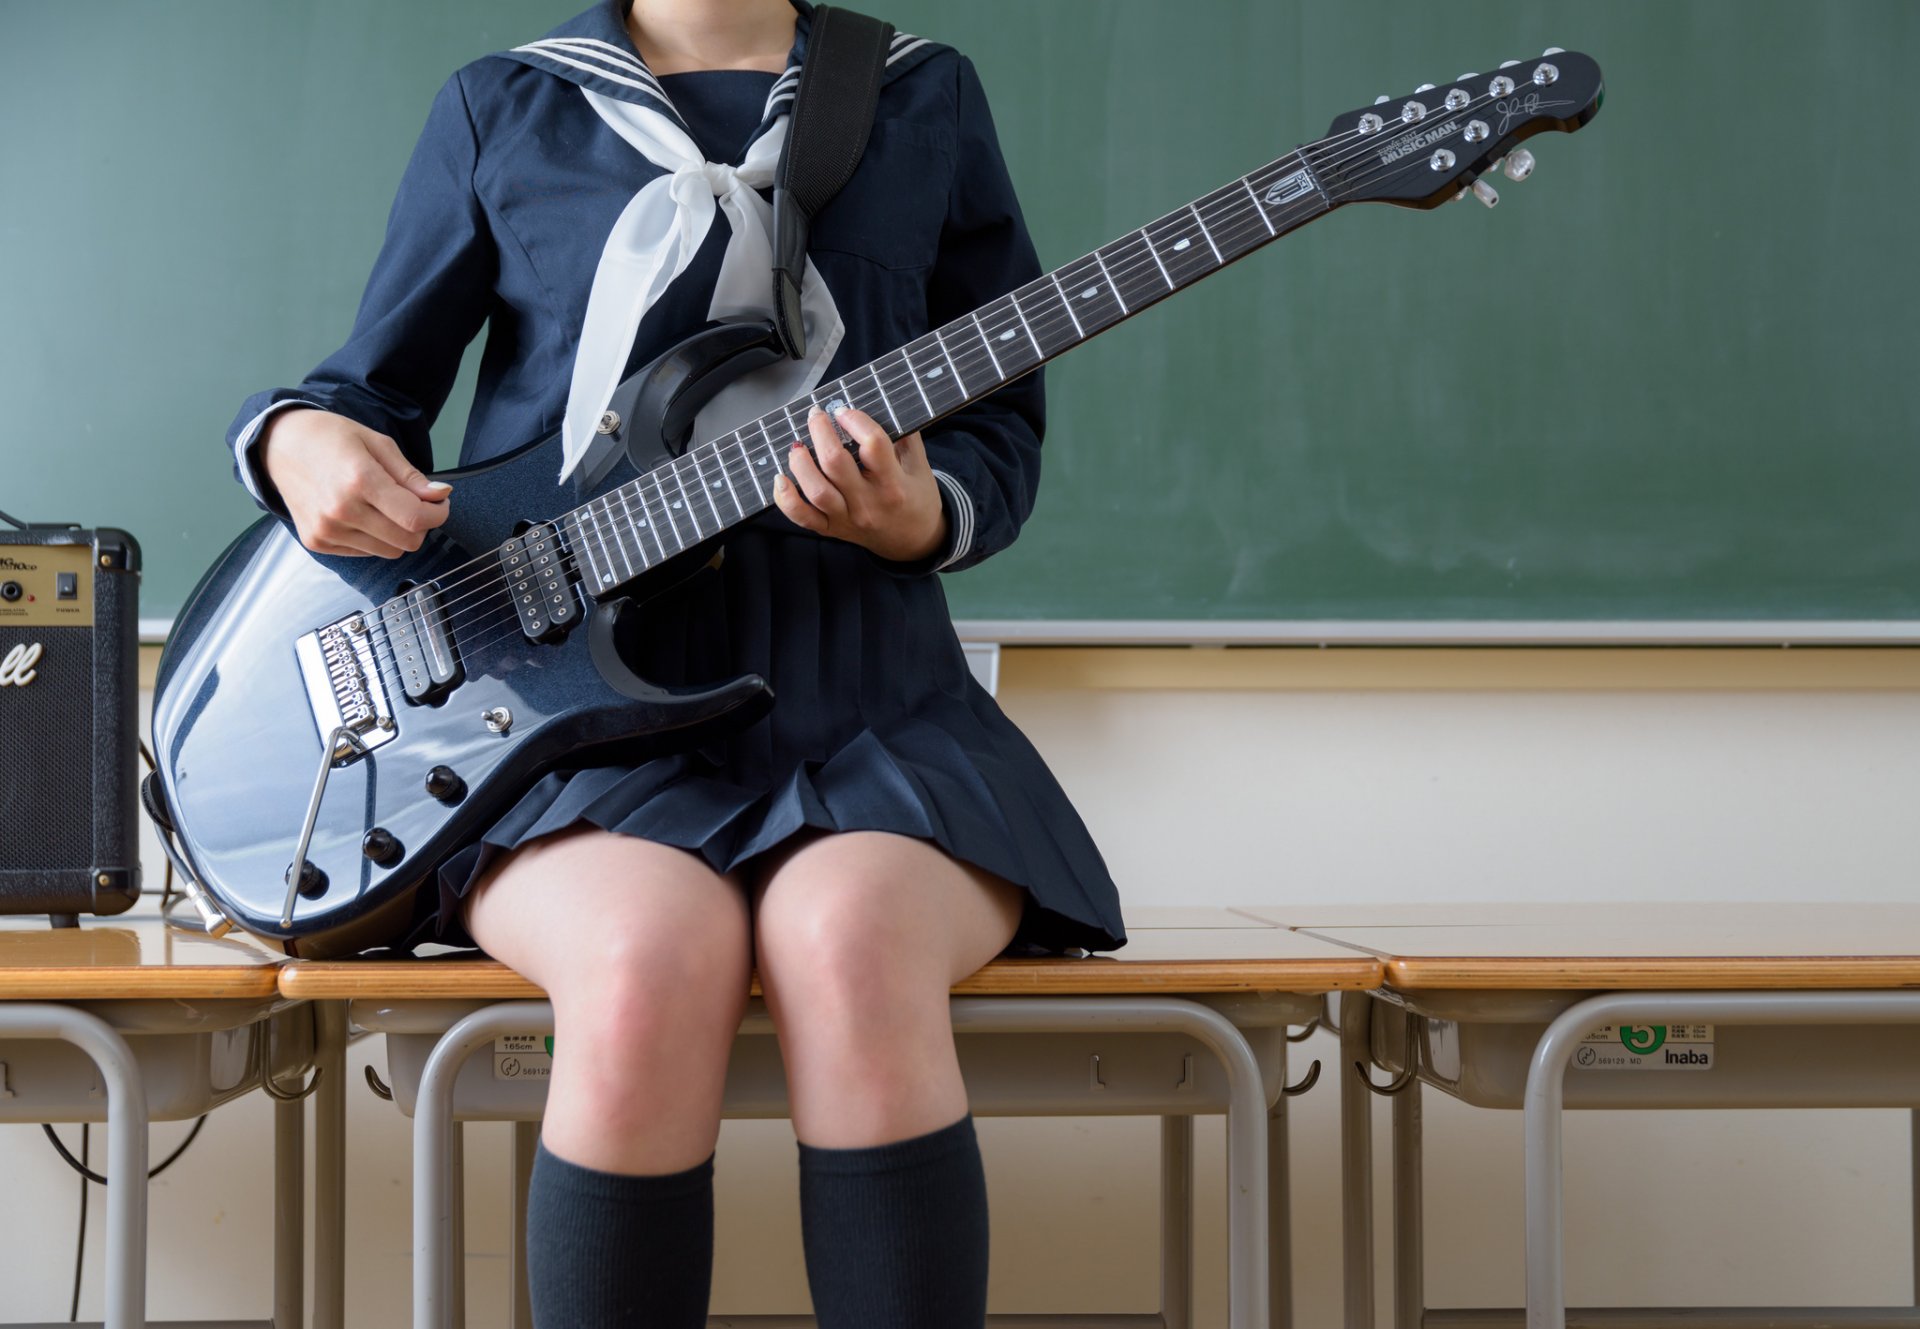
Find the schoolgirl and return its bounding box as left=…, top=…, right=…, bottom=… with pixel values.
left=226, top=1, right=1126, bottom=1323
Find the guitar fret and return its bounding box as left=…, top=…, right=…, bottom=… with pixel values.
left=865, top=362, right=900, bottom=434
left=710, top=442, right=743, bottom=516
left=1105, top=232, right=1171, bottom=311
left=1091, top=250, right=1127, bottom=313
left=1189, top=202, right=1222, bottom=263
left=1145, top=213, right=1215, bottom=288
left=971, top=311, right=1004, bottom=380
left=634, top=481, right=668, bottom=562
left=562, top=512, right=602, bottom=590
left=1241, top=175, right=1277, bottom=236
left=974, top=297, right=1042, bottom=377
left=650, top=472, right=686, bottom=548
left=615, top=486, right=653, bottom=566
left=932, top=330, right=968, bottom=396
left=1141, top=228, right=1174, bottom=289
left=902, top=346, right=936, bottom=416
left=603, top=495, right=636, bottom=581
left=1010, top=290, right=1045, bottom=359
left=734, top=432, right=766, bottom=503
left=1050, top=272, right=1085, bottom=338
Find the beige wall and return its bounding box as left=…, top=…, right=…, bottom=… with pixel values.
left=3, top=652, right=1917, bottom=1324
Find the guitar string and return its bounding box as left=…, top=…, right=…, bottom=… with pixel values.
left=358, top=81, right=1542, bottom=669
left=366, top=103, right=1516, bottom=677
left=367, top=90, right=1530, bottom=675
left=357, top=80, right=1516, bottom=640
left=345, top=107, right=1401, bottom=632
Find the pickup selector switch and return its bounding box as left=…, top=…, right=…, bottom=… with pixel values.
left=425, top=765, right=467, bottom=803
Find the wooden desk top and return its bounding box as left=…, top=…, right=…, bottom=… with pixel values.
left=277, top=907, right=1381, bottom=999
left=1294, top=904, right=1920, bottom=989
left=0, top=914, right=285, bottom=999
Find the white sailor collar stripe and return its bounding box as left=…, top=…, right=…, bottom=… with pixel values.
left=499, top=1, right=939, bottom=135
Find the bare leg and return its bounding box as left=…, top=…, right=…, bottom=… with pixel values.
left=462, top=826, right=751, bottom=1173
left=750, top=830, right=1023, bottom=1146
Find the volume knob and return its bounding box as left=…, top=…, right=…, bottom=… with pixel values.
left=361, top=827, right=404, bottom=866
left=425, top=765, right=467, bottom=803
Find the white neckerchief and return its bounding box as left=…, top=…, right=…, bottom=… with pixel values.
left=560, top=91, right=844, bottom=485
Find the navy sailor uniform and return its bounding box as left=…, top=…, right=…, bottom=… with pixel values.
left=224, top=0, right=1126, bottom=955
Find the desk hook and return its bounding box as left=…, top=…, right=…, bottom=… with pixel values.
left=1286, top=1016, right=1322, bottom=1043
left=262, top=1065, right=323, bottom=1102
left=1282, top=1058, right=1322, bottom=1096
left=1353, top=1012, right=1419, bottom=1096
left=365, top=1065, right=394, bottom=1101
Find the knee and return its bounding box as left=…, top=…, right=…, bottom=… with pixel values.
left=551, top=898, right=752, bottom=1052
left=754, top=873, right=932, bottom=1022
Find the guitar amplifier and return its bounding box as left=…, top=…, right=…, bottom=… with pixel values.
left=0, top=526, right=141, bottom=919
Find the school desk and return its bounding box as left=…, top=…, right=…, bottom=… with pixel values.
left=277, top=906, right=1380, bottom=1329
left=0, top=911, right=345, bottom=1329
left=1235, top=904, right=1920, bottom=1329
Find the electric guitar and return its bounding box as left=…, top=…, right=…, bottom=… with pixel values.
left=150, top=51, right=1604, bottom=955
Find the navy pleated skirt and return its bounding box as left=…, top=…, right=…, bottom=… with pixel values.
left=421, top=516, right=1128, bottom=956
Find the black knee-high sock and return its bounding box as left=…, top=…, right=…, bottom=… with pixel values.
left=797, top=1114, right=990, bottom=1329
left=525, top=1140, right=715, bottom=1329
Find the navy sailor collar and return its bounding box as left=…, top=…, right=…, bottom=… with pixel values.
left=502, top=1, right=937, bottom=140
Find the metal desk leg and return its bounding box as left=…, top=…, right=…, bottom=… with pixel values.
left=1269, top=1055, right=1292, bottom=1329
left=0, top=1004, right=149, bottom=1329
left=274, top=1092, right=305, bottom=1329
left=1523, top=989, right=1920, bottom=1329
left=1391, top=1079, right=1423, bottom=1329
left=1339, top=993, right=1375, bottom=1329
left=414, top=995, right=1272, bottom=1329
left=312, top=1001, right=348, bottom=1329
left=1161, top=1114, right=1193, bottom=1329
left=449, top=1123, right=467, bottom=1329
left=511, top=1121, right=538, bottom=1329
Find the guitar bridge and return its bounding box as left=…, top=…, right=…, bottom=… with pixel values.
left=294, top=615, right=396, bottom=762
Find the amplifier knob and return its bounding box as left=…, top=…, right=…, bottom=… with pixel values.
left=361, top=828, right=404, bottom=866
left=425, top=765, right=467, bottom=803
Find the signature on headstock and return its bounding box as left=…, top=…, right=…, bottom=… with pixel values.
left=1495, top=91, right=1577, bottom=134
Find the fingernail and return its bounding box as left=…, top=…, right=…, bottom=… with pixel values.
left=425, top=480, right=451, bottom=492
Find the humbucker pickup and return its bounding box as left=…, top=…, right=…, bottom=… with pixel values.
left=503, top=524, right=577, bottom=641
left=379, top=583, right=463, bottom=703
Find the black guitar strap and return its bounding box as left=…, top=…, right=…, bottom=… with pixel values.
left=770, top=5, right=895, bottom=360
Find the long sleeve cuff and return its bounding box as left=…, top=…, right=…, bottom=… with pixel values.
left=868, top=469, right=977, bottom=579
left=233, top=397, right=324, bottom=514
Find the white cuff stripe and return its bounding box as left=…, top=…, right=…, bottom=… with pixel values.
left=887, top=38, right=930, bottom=65
left=932, top=470, right=974, bottom=571
left=233, top=399, right=323, bottom=505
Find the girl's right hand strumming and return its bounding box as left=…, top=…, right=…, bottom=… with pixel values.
left=261, top=408, right=452, bottom=557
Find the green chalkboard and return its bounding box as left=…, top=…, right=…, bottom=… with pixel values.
left=4, top=1, right=1916, bottom=623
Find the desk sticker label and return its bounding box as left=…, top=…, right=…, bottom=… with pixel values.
left=494, top=1034, right=553, bottom=1081
left=1574, top=1024, right=1715, bottom=1071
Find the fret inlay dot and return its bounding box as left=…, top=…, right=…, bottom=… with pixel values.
left=1081, top=287, right=1098, bottom=299
left=927, top=367, right=943, bottom=378
left=672, top=500, right=682, bottom=509
left=998, top=329, right=1015, bottom=341
left=1173, top=237, right=1191, bottom=251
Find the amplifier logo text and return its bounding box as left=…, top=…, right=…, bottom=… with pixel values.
left=0, top=556, right=38, bottom=572
left=0, top=641, right=42, bottom=686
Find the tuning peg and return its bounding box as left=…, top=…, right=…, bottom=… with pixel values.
left=1374, top=95, right=1390, bottom=105
left=1471, top=179, right=1500, bottom=208
left=1502, top=148, right=1536, bottom=181
left=1543, top=46, right=1565, bottom=56
left=1500, top=60, right=1521, bottom=69
left=1458, top=72, right=1478, bottom=80
left=1415, top=83, right=1436, bottom=92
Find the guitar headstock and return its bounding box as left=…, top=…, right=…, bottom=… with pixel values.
left=1313, top=49, right=1603, bottom=210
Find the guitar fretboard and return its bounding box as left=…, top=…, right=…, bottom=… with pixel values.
left=559, top=147, right=1337, bottom=592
